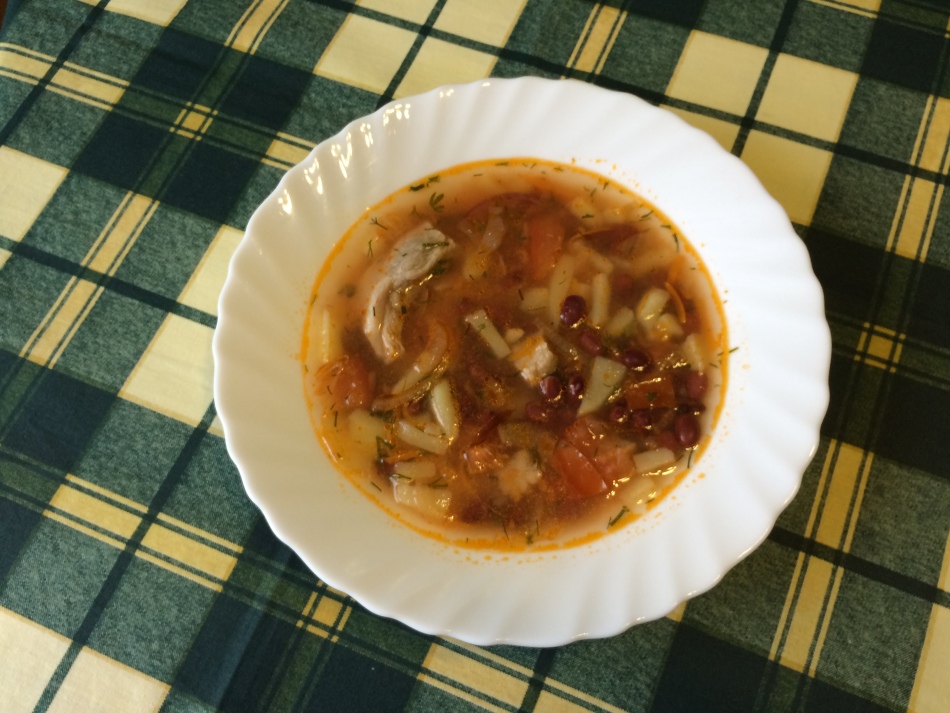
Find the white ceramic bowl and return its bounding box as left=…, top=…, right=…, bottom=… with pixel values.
left=213, top=77, right=830, bottom=646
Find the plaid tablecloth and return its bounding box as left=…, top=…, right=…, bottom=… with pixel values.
left=1, top=0, right=948, bottom=711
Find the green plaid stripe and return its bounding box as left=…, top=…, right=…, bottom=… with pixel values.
left=1, top=0, right=949, bottom=711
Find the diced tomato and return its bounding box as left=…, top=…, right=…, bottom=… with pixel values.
left=562, top=417, right=633, bottom=484
left=527, top=213, right=565, bottom=282
left=551, top=441, right=606, bottom=498
left=624, top=374, right=676, bottom=410
left=319, top=354, right=375, bottom=410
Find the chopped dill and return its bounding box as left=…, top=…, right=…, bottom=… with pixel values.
left=370, top=481, right=382, bottom=492
left=608, top=506, right=629, bottom=528
left=495, top=161, right=509, bottom=166
left=429, top=192, right=445, bottom=212
left=673, top=234, right=680, bottom=251
left=518, top=288, right=524, bottom=301
left=370, top=217, right=388, bottom=230
left=581, top=213, right=594, bottom=219
left=639, top=210, right=654, bottom=221
left=409, top=183, right=425, bottom=192
left=729, top=346, right=740, bottom=353
left=367, top=239, right=374, bottom=257
left=338, top=284, right=356, bottom=298
left=422, top=241, right=449, bottom=249
left=432, top=258, right=449, bottom=276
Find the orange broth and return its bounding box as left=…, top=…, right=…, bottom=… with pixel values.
left=302, top=158, right=728, bottom=550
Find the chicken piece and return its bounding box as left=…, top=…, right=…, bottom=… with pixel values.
left=508, top=333, right=557, bottom=385
left=363, top=223, right=455, bottom=363
left=496, top=449, right=542, bottom=500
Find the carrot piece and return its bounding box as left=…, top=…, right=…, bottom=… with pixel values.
left=552, top=440, right=606, bottom=498
left=527, top=213, right=565, bottom=282
left=664, top=280, right=687, bottom=324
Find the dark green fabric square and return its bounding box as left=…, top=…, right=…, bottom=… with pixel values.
left=69, top=11, right=163, bottom=82
left=4, top=368, right=115, bottom=471
left=111, top=203, right=219, bottom=301
left=802, top=229, right=886, bottom=323
left=503, top=0, right=595, bottom=69
left=599, top=16, right=690, bottom=96
left=1, top=0, right=91, bottom=58
left=73, top=399, right=193, bottom=505
left=170, top=0, right=253, bottom=45
left=0, top=494, right=44, bottom=585
left=6, top=91, right=106, bottom=168
left=0, top=517, right=121, bottom=637
left=547, top=617, right=677, bottom=710
left=684, top=540, right=798, bottom=652
left=55, top=291, right=167, bottom=391
left=652, top=623, right=768, bottom=711
left=838, top=77, right=926, bottom=164
left=816, top=571, right=931, bottom=710
left=254, top=1, right=347, bottom=74
left=0, top=350, right=44, bottom=429
left=226, top=162, right=284, bottom=230
left=310, top=644, right=417, bottom=713
left=0, top=79, right=33, bottom=129
left=783, top=1, right=874, bottom=72
left=925, top=187, right=950, bottom=271
left=697, top=0, right=785, bottom=47
left=88, top=557, right=217, bottom=682
left=811, top=156, right=906, bottom=249
left=491, top=60, right=560, bottom=81
left=862, top=19, right=943, bottom=94
left=908, top=262, right=950, bottom=349
left=22, top=173, right=127, bottom=265
left=73, top=111, right=171, bottom=191
left=161, top=141, right=259, bottom=223
left=132, top=27, right=223, bottom=103
left=876, top=374, right=950, bottom=479
left=163, top=435, right=258, bottom=544
left=0, top=255, right=73, bottom=354
left=628, top=0, right=704, bottom=28
left=226, top=556, right=314, bottom=619
left=849, top=456, right=950, bottom=585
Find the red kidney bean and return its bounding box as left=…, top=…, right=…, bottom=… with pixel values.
left=630, top=409, right=651, bottom=433
left=560, top=295, right=586, bottom=327
left=525, top=401, right=552, bottom=423
left=539, top=375, right=563, bottom=401
left=674, top=413, right=700, bottom=447
left=566, top=374, right=585, bottom=402
left=578, top=329, right=603, bottom=355
left=621, top=348, right=650, bottom=370
left=608, top=403, right=629, bottom=424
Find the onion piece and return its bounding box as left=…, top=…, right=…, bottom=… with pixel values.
left=636, top=287, right=670, bottom=332
left=519, top=286, right=548, bottom=313
left=654, top=313, right=684, bottom=341
left=605, top=306, right=636, bottom=337
left=395, top=420, right=449, bottom=455
left=391, top=322, right=448, bottom=394
left=633, top=447, right=676, bottom=475
left=429, top=379, right=459, bottom=441
left=465, top=309, right=511, bottom=358
left=589, top=273, right=611, bottom=328
left=682, top=333, right=705, bottom=373
left=570, top=240, right=614, bottom=274
left=481, top=208, right=505, bottom=251
left=392, top=459, right=437, bottom=481
left=371, top=377, right=433, bottom=412
left=547, top=254, right=575, bottom=323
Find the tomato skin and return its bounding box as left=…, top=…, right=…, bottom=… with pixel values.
left=527, top=213, right=565, bottom=282
left=320, top=355, right=375, bottom=410
left=552, top=440, right=606, bottom=498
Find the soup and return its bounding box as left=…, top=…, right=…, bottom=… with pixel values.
left=303, top=158, right=728, bottom=548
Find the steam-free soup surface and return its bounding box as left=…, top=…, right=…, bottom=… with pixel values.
left=304, top=159, right=727, bottom=548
